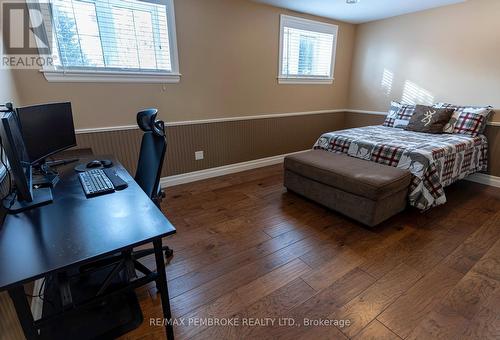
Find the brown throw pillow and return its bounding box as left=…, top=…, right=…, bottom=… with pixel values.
left=405, top=105, right=454, bottom=134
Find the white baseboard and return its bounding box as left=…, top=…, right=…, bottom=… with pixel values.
left=160, top=151, right=500, bottom=189
left=160, top=150, right=309, bottom=188
left=466, top=173, right=500, bottom=188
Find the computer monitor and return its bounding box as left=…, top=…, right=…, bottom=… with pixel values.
left=16, top=102, right=76, bottom=165
left=0, top=111, right=32, bottom=202
left=0, top=111, right=53, bottom=213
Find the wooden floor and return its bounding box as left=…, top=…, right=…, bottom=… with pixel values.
left=121, top=165, right=500, bottom=340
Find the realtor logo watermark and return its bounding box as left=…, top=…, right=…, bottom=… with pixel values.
left=1, top=1, right=54, bottom=69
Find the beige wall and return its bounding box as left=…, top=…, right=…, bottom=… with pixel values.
left=0, top=70, right=19, bottom=105
left=0, top=33, right=20, bottom=103
left=348, top=0, right=500, bottom=122
left=0, top=40, right=19, bottom=105
left=12, top=0, right=356, bottom=129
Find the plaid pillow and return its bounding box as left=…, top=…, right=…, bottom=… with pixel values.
left=433, top=103, right=493, bottom=136
left=453, top=110, right=488, bottom=136
left=383, top=101, right=416, bottom=128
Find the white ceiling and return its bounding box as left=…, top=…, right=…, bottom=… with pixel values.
left=253, top=0, right=466, bottom=24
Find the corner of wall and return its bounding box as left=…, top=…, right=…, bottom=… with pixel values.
left=345, top=22, right=359, bottom=111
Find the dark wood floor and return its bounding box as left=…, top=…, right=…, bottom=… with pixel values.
left=121, top=165, right=500, bottom=340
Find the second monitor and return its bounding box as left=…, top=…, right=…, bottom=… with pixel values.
left=16, top=102, right=77, bottom=165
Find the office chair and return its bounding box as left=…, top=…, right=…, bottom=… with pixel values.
left=132, top=108, right=173, bottom=259
left=78, top=109, right=172, bottom=294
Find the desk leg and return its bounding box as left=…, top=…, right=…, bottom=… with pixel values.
left=8, top=286, right=38, bottom=340
left=153, top=238, right=174, bottom=340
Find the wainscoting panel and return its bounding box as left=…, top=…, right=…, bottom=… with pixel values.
left=76, top=112, right=345, bottom=177
left=75, top=111, right=499, bottom=178
left=76, top=129, right=143, bottom=175
left=484, top=126, right=500, bottom=177
left=344, top=112, right=385, bottom=128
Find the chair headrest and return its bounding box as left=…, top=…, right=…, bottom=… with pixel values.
left=137, top=108, right=165, bottom=137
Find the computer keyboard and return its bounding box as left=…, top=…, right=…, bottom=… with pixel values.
left=78, top=169, right=115, bottom=198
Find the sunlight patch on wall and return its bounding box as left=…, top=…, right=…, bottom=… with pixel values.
left=381, top=69, right=394, bottom=96
left=401, top=80, right=434, bottom=105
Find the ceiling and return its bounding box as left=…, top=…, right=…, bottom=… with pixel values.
left=252, top=0, right=466, bottom=24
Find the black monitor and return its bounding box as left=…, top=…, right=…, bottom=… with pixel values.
left=16, top=102, right=76, bottom=165
left=0, top=111, right=53, bottom=213
left=0, top=111, right=32, bottom=201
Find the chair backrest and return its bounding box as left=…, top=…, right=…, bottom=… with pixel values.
left=134, top=109, right=166, bottom=200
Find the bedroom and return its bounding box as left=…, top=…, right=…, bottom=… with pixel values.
left=0, top=0, right=499, bottom=339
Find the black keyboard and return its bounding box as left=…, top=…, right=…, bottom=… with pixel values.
left=78, top=169, right=115, bottom=198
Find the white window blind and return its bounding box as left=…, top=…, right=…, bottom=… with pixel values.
left=40, top=0, right=180, bottom=82
left=279, top=15, right=338, bottom=84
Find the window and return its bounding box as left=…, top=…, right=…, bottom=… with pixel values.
left=41, top=0, right=180, bottom=83
left=278, top=15, right=338, bottom=84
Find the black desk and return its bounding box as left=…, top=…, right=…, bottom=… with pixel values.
left=0, top=157, right=176, bottom=339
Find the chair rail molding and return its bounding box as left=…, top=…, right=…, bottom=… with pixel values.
left=75, top=109, right=346, bottom=134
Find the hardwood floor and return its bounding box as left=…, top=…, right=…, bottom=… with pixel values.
left=120, top=165, right=500, bottom=340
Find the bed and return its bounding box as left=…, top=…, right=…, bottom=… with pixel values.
left=313, top=125, right=488, bottom=210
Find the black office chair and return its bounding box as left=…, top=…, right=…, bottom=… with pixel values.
left=132, top=108, right=173, bottom=259
left=78, top=109, right=172, bottom=294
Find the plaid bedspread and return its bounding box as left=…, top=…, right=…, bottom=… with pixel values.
left=313, top=125, right=488, bottom=210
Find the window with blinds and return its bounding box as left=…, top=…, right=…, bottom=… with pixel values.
left=278, top=15, right=338, bottom=84
left=40, top=0, right=179, bottom=82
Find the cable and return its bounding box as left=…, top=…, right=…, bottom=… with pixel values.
left=6, top=191, right=17, bottom=209
left=25, top=277, right=46, bottom=299
left=25, top=276, right=55, bottom=308
left=38, top=276, right=46, bottom=297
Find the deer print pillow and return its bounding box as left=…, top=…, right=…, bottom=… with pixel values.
left=433, top=103, right=493, bottom=136
left=405, top=105, right=454, bottom=134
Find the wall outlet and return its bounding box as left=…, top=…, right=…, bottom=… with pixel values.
left=195, top=151, right=204, bottom=160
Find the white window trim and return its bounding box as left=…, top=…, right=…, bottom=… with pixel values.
left=278, top=14, right=338, bottom=85
left=277, top=77, right=334, bottom=85
left=38, top=0, right=181, bottom=84
left=41, top=69, right=181, bottom=83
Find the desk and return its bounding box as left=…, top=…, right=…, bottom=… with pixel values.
left=0, top=156, right=176, bottom=339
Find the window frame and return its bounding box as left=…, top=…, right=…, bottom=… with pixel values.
left=39, top=0, right=181, bottom=83
left=278, top=15, right=338, bottom=85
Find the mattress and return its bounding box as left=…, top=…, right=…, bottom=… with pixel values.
left=313, top=125, right=488, bottom=210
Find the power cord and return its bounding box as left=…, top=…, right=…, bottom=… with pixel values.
left=24, top=276, right=55, bottom=308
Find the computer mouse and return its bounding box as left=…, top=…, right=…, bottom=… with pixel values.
left=86, top=160, right=102, bottom=168
left=101, top=159, right=113, bottom=168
